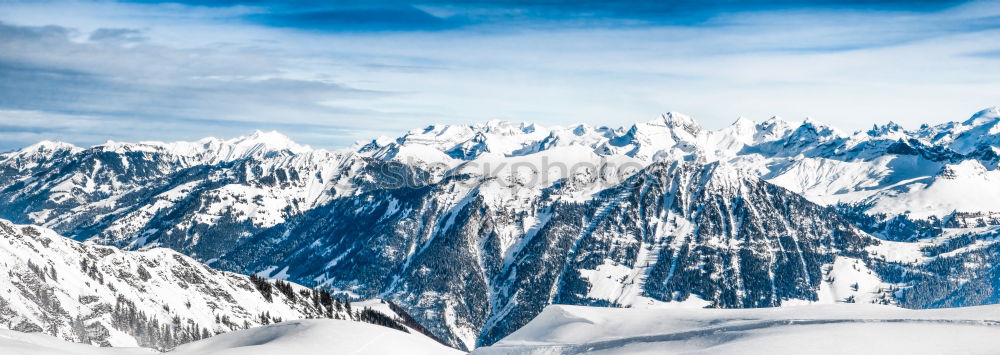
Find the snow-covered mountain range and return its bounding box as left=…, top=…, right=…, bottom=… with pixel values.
left=1, top=107, right=999, bottom=350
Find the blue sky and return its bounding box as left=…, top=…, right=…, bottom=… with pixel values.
left=0, top=0, right=998, bottom=150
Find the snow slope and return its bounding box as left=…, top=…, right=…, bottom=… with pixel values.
left=170, top=319, right=463, bottom=355
left=0, top=319, right=462, bottom=355
left=474, top=304, right=1000, bottom=355
left=0, top=218, right=445, bottom=351
left=0, top=329, right=152, bottom=355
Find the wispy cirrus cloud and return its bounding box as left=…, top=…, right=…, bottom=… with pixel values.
left=0, top=20, right=400, bottom=149
left=88, top=28, right=147, bottom=42
left=967, top=48, right=1000, bottom=58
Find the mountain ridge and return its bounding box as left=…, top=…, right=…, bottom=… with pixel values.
left=0, top=217, right=452, bottom=350
left=11, top=106, right=998, bottom=161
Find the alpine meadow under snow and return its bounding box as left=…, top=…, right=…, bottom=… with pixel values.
left=1, top=106, right=1000, bottom=353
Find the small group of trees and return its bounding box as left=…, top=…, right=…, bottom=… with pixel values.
left=308, top=288, right=352, bottom=319
left=247, top=275, right=440, bottom=343
left=358, top=307, right=408, bottom=332
left=258, top=311, right=282, bottom=325
left=110, top=295, right=212, bottom=350
left=26, top=259, right=57, bottom=281
left=248, top=274, right=273, bottom=302
left=274, top=280, right=295, bottom=300
left=249, top=274, right=358, bottom=321
left=79, top=259, right=104, bottom=285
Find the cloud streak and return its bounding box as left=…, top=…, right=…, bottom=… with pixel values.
left=252, top=6, right=464, bottom=31
left=0, top=20, right=396, bottom=150
left=117, top=0, right=975, bottom=30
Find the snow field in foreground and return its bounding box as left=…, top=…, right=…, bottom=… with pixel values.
left=473, top=304, right=1000, bottom=355
left=1, top=319, right=464, bottom=355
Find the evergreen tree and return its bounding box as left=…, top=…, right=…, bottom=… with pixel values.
left=249, top=275, right=273, bottom=302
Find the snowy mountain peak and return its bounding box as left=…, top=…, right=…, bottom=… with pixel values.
left=571, top=123, right=592, bottom=135
left=800, top=116, right=832, bottom=130
left=97, top=140, right=187, bottom=156
left=155, top=130, right=313, bottom=163
left=83, top=131, right=311, bottom=162
left=756, top=116, right=795, bottom=137
left=225, top=130, right=310, bottom=153
left=930, top=106, right=1000, bottom=154
left=659, top=111, right=701, bottom=134
left=248, top=129, right=288, bottom=141
left=732, top=116, right=755, bottom=127
left=868, top=121, right=904, bottom=137
left=793, top=117, right=841, bottom=138
left=939, top=159, right=988, bottom=179
left=18, top=140, right=79, bottom=154
left=763, top=115, right=785, bottom=123
left=477, top=119, right=536, bottom=135
left=355, top=136, right=395, bottom=153
left=965, top=106, right=1000, bottom=126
